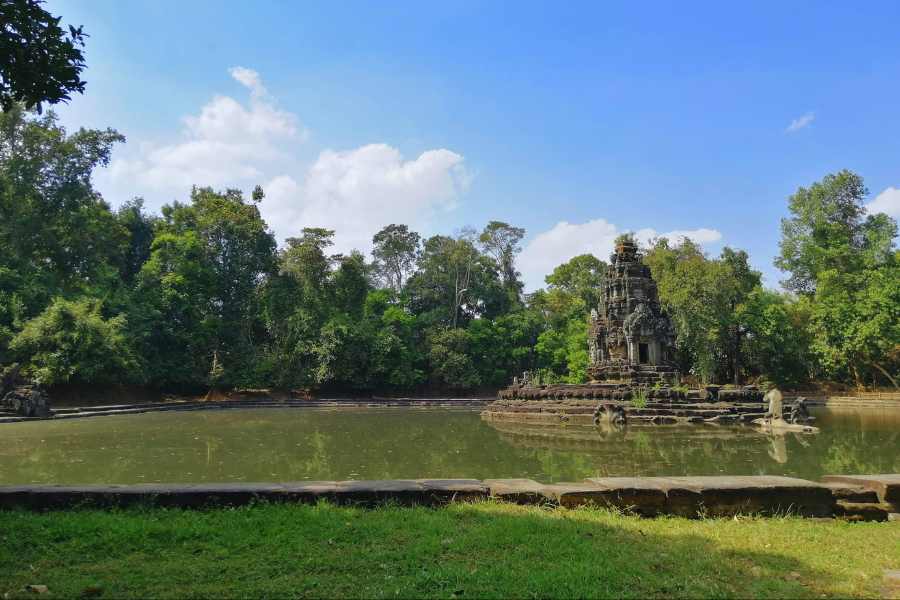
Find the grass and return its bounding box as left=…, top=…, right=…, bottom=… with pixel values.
left=1, top=501, right=898, bottom=598
left=631, top=389, right=648, bottom=408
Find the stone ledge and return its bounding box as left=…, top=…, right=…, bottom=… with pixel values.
left=821, top=474, right=900, bottom=504
left=0, top=475, right=893, bottom=518
left=0, top=480, right=488, bottom=509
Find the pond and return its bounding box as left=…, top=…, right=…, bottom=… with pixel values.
left=1, top=406, right=898, bottom=485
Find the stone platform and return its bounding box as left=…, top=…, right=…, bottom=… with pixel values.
left=0, top=397, right=489, bottom=424
left=483, top=396, right=775, bottom=427
left=2, top=475, right=898, bottom=520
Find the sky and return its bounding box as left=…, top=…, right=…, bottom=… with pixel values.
left=47, top=0, right=900, bottom=289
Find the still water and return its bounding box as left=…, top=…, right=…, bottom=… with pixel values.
left=1, top=406, right=898, bottom=484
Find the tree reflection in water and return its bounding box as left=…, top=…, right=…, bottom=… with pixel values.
left=0, top=406, right=897, bottom=484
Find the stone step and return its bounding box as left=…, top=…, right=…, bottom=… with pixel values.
left=833, top=500, right=891, bottom=522
left=823, top=482, right=880, bottom=503
left=821, top=474, right=900, bottom=504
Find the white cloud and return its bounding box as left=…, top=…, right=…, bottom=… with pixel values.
left=97, top=67, right=470, bottom=251
left=865, top=186, right=900, bottom=218
left=228, top=66, right=267, bottom=98
left=518, top=219, right=722, bottom=291
left=261, top=144, right=469, bottom=253
left=103, top=67, right=303, bottom=197
left=786, top=111, right=815, bottom=133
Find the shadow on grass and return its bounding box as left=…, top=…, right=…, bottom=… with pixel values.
left=0, top=501, right=879, bottom=599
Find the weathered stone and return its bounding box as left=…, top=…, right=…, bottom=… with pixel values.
left=653, top=476, right=834, bottom=517
left=821, top=474, right=900, bottom=504
left=484, top=479, right=552, bottom=504
left=833, top=500, right=890, bottom=522
left=582, top=477, right=671, bottom=515
left=417, top=479, right=489, bottom=503
left=1, top=384, right=50, bottom=417
left=822, top=482, right=879, bottom=504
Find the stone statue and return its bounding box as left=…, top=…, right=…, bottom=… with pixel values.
left=754, top=387, right=819, bottom=433
left=788, top=397, right=812, bottom=424
left=593, top=403, right=627, bottom=427
left=764, top=387, right=783, bottom=421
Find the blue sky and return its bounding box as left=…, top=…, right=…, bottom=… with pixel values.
left=48, top=0, right=900, bottom=289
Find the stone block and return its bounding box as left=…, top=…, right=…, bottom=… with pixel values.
left=582, top=477, right=672, bottom=515
left=821, top=474, right=900, bottom=503
left=654, top=476, right=834, bottom=517
left=833, top=500, right=890, bottom=522
left=822, top=482, right=879, bottom=504
left=484, top=479, right=552, bottom=504
left=417, top=479, right=489, bottom=503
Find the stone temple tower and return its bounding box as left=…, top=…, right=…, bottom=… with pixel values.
left=587, top=238, right=679, bottom=385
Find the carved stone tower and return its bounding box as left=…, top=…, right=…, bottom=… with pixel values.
left=587, top=238, right=679, bottom=385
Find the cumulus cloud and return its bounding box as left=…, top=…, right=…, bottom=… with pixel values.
left=261, top=144, right=469, bottom=253
left=228, top=66, right=267, bottom=98
left=518, top=219, right=722, bottom=291
left=104, top=67, right=303, bottom=196
left=786, top=111, right=815, bottom=133
left=97, top=67, right=469, bottom=252
left=865, top=186, right=900, bottom=218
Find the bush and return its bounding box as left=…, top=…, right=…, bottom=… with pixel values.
left=10, top=298, right=139, bottom=385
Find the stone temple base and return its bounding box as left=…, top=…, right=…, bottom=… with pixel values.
left=489, top=383, right=771, bottom=427
left=587, top=364, right=680, bottom=386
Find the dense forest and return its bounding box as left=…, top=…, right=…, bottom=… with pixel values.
left=1, top=106, right=897, bottom=394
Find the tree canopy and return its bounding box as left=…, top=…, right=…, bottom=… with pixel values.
left=1, top=109, right=897, bottom=392
left=0, top=0, right=87, bottom=112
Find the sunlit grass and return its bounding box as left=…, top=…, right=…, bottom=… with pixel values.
left=1, top=501, right=897, bottom=598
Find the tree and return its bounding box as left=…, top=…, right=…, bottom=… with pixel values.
left=809, top=253, right=900, bottom=387
left=478, top=221, right=525, bottom=302
left=775, top=170, right=893, bottom=294
left=776, top=170, right=899, bottom=387
left=406, top=232, right=505, bottom=328
left=10, top=297, right=138, bottom=384
left=644, top=238, right=763, bottom=384
left=427, top=327, right=480, bottom=389
left=371, top=224, right=420, bottom=293
left=544, top=253, right=606, bottom=309
left=0, top=0, right=87, bottom=112
left=134, top=187, right=277, bottom=388
left=0, top=106, right=126, bottom=357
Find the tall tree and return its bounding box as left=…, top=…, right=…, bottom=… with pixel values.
left=135, top=187, right=277, bottom=388
left=544, top=253, right=607, bottom=310
left=0, top=0, right=87, bottom=112
left=406, top=232, right=505, bottom=328
left=775, top=170, right=894, bottom=294
left=775, top=170, right=899, bottom=387
left=371, top=224, right=420, bottom=294
left=0, top=106, right=126, bottom=360
left=478, top=221, right=525, bottom=302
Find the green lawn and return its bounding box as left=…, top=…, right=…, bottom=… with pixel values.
left=1, top=502, right=897, bottom=598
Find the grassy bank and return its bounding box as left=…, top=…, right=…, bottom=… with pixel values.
left=1, top=502, right=897, bottom=598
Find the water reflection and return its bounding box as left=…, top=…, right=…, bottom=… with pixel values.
left=0, top=406, right=897, bottom=485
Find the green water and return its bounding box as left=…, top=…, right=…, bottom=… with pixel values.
left=1, top=406, right=897, bottom=484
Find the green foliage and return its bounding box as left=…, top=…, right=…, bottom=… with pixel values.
left=371, top=224, right=420, bottom=293
left=1, top=106, right=896, bottom=392
left=10, top=297, right=138, bottom=384
left=644, top=239, right=769, bottom=385
left=478, top=221, right=526, bottom=304
left=427, top=327, right=480, bottom=389
left=631, top=389, right=648, bottom=408
left=0, top=0, right=87, bottom=112
left=775, top=170, right=899, bottom=387
left=544, top=254, right=606, bottom=309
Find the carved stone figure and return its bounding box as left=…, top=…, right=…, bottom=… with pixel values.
left=593, top=403, right=627, bottom=427
left=588, top=238, right=679, bottom=385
